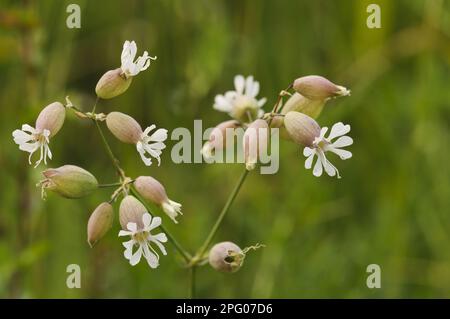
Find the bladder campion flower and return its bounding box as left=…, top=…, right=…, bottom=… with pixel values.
left=213, top=75, right=267, bottom=122
left=293, top=75, right=350, bottom=100
left=119, top=196, right=167, bottom=268
left=38, top=165, right=98, bottom=199
left=87, top=202, right=114, bottom=247
left=106, top=112, right=167, bottom=166
left=12, top=102, right=65, bottom=167
left=134, top=176, right=183, bottom=224
left=284, top=111, right=353, bottom=178
left=243, top=119, right=269, bottom=171
left=95, top=40, right=156, bottom=99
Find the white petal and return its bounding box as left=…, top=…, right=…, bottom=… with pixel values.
left=118, top=230, right=132, bottom=237
left=150, top=236, right=167, bottom=256
left=313, top=155, right=323, bottom=177
left=148, top=216, right=161, bottom=231
left=257, top=97, right=267, bottom=107
left=250, top=81, right=260, bottom=97
left=129, top=245, right=143, bottom=266
left=319, top=127, right=328, bottom=139
left=12, top=129, right=33, bottom=144
left=245, top=76, right=254, bottom=96
left=126, top=222, right=137, bottom=232
left=214, top=95, right=233, bottom=112
left=153, top=232, right=168, bottom=243
left=142, top=213, right=152, bottom=228
left=234, top=75, right=245, bottom=94
left=303, top=146, right=314, bottom=157
left=304, top=153, right=315, bottom=169
left=21, top=124, right=36, bottom=133
left=149, top=128, right=168, bottom=142
left=142, top=243, right=159, bottom=268
left=328, top=122, right=351, bottom=141
left=331, top=136, right=353, bottom=148
left=329, top=148, right=352, bottom=160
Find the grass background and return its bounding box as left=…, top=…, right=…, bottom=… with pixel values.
left=0, top=0, right=449, bottom=298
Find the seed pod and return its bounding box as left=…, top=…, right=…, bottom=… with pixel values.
left=134, top=176, right=182, bottom=223
left=95, top=68, right=133, bottom=99
left=106, top=112, right=143, bottom=144
left=243, top=119, right=269, bottom=171
left=283, top=111, right=321, bottom=146
left=209, top=241, right=244, bottom=273
left=87, top=202, right=114, bottom=247
left=41, top=165, right=98, bottom=199
left=119, top=195, right=147, bottom=230
left=35, top=102, right=66, bottom=137
left=202, top=120, right=240, bottom=159
left=293, top=75, right=350, bottom=100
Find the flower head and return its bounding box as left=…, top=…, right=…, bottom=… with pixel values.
left=303, top=122, right=353, bottom=178
left=120, top=40, right=156, bottom=78
left=12, top=102, right=65, bottom=167
left=106, top=112, right=167, bottom=166
left=214, top=75, right=267, bottom=122
left=136, top=125, right=168, bottom=166
left=13, top=125, right=51, bottom=168
left=119, top=212, right=168, bottom=268
left=134, top=176, right=182, bottom=223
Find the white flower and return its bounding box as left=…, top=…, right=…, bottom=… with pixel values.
left=120, top=40, right=156, bottom=78
left=303, top=122, right=353, bottom=178
left=136, top=125, right=168, bottom=166
left=119, top=213, right=168, bottom=268
left=12, top=124, right=52, bottom=168
left=214, top=75, right=267, bottom=122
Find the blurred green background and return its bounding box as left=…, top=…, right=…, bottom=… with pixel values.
left=0, top=0, right=449, bottom=298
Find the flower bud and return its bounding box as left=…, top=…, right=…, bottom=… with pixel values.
left=87, top=202, right=114, bottom=247
left=35, top=102, right=66, bottom=137
left=202, top=120, right=240, bottom=159
left=209, top=241, right=244, bottom=273
left=293, top=75, right=350, bottom=100
left=40, top=165, right=98, bottom=199
left=243, top=119, right=269, bottom=171
left=281, top=93, right=325, bottom=119
left=106, top=112, right=143, bottom=144
left=134, top=176, right=182, bottom=223
left=284, top=111, right=321, bottom=146
left=119, top=195, right=146, bottom=229
left=95, top=68, right=132, bottom=99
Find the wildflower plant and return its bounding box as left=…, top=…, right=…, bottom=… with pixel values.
left=12, top=39, right=353, bottom=298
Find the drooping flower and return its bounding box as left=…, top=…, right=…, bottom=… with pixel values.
left=293, top=75, right=350, bottom=100
left=284, top=111, right=353, bottom=178
left=303, top=122, right=353, bottom=178
left=136, top=125, right=168, bottom=166
left=119, top=212, right=168, bottom=268
left=134, top=176, right=182, bottom=223
left=12, top=102, right=65, bottom=167
left=105, top=112, right=167, bottom=166
left=213, top=75, right=267, bottom=122
left=120, top=40, right=156, bottom=79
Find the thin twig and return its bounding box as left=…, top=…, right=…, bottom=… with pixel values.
left=194, top=168, right=250, bottom=263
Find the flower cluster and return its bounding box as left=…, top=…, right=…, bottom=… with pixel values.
left=204, top=74, right=353, bottom=178
left=12, top=41, right=181, bottom=269
left=12, top=37, right=356, bottom=282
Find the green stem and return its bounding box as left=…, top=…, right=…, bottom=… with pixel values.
left=195, top=169, right=249, bottom=261
left=189, top=266, right=196, bottom=299
left=130, top=187, right=192, bottom=263
left=98, top=182, right=123, bottom=188
left=93, top=120, right=125, bottom=179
